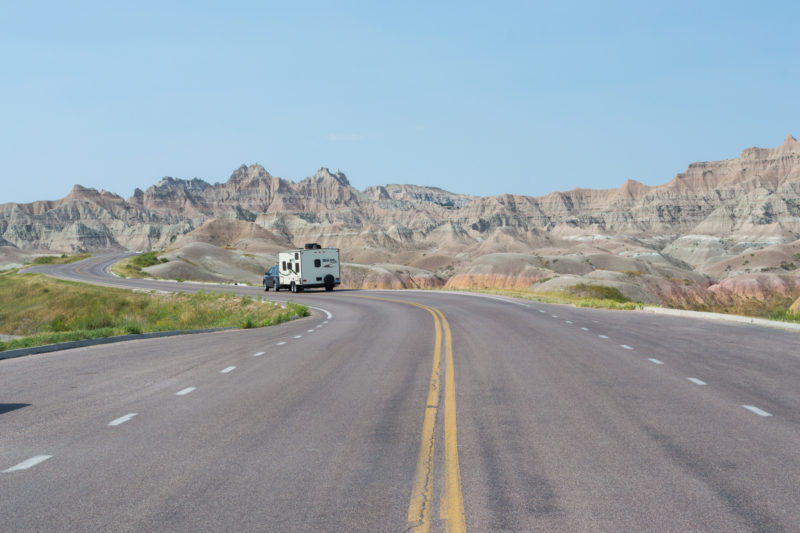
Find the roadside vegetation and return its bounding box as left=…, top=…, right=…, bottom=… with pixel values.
left=446, top=284, right=642, bottom=310
left=448, top=284, right=800, bottom=324
left=30, top=253, right=92, bottom=265
left=111, top=251, right=168, bottom=278
left=674, top=296, right=800, bottom=323
left=768, top=306, right=800, bottom=324
left=0, top=272, right=308, bottom=352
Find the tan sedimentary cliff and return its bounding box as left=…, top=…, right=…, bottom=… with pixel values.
left=2, top=136, right=799, bottom=314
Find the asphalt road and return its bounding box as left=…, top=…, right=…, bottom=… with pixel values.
left=2, top=255, right=800, bottom=532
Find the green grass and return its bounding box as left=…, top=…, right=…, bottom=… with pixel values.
left=111, top=252, right=168, bottom=278
left=0, top=273, right=308, bottom=352
left=30, top=253, right=92, bottom=265
left=769, top=307, right=800, bottom=324
left=566, top=283, right=630, bottom=303
left=444, top=286, right=642, bottom=310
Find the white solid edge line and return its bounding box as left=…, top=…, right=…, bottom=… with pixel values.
left=176, top=387, right=196, bottom=396
left=276, top=341, right=286, bottom=346
left=742, top=405, right=772, bottom=417
left=108, top=413, right=137, bottom=426
left=648, top=358, right=664, bottom=365
left=687, top=378, right=707, bottom=385
left=254, top=351, right=265, bottom=357
left=307, top=305, right=333, bottom=319
left=620, top=344, right=633, bottom=350
left=221, top=366, right=236, bottom=374
left=476, top=294, right=532, bottom=308
left=3, top=455, right=53, bottom=473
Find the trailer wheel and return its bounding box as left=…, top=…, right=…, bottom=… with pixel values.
left=324, top=274, right=334, bottom=291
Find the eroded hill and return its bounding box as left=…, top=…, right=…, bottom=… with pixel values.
left=2, top=135, right=799, bottom=315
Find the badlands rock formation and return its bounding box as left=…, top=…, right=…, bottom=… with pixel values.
left=2, top=135, right=799, bottom=315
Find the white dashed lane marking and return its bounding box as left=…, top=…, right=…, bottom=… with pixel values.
left=742, top=405, right=772, bottom=417
left=581, top=327, right=589, bottom=331
left=253, top=351, right=264, bottom=357
left=307, top=329, right=315, bottom=333
left=176, top=387, right=196, bottom=396
left=565, top=321, right=573, bottom=324
left=294, top=335, right=302, bottom=339
left=687, top=378, right=707, bottom=385
left=552, top=315, right=559, bottom=318
left=276, top=342, right=286, bottom=346
left=221, top=366, right=236, bottom=374
left=648, top=358, right=664, bottom=365
left=598, top=335, right=609, bottom=339
left=620, top=345, right=633, bottom=350
left=3, top=455, right=52, bottom=473
left=108, top=413, right=137, bottom=426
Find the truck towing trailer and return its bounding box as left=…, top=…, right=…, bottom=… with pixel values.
left=265, top=243, right=341, bottom=293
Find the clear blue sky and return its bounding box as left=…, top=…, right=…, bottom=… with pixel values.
left=2, top=1, right=798, bottom=204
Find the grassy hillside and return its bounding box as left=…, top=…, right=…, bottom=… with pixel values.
left=111, top=252, right=168, bottom=278
left=0, top=271, right=308, bottom=351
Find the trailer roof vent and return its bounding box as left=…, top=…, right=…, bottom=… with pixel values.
left=304, top=243, right=321, bottom=249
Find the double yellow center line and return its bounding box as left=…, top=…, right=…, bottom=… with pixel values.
left=355, top=295, right=465, bottom=532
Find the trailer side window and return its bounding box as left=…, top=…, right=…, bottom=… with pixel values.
left=282, top=261, right=287, bottom=271
left=295, top=263, right=300, bottom=273
left=314, top=259, right=321, bottom=267
left=295, top=253, right=299, bottom=260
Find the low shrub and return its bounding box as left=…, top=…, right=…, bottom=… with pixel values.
left=566, top=284, right=630, bottom=303
left=131, top=252, right=166, bottom=269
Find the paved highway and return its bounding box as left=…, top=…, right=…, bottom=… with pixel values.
left=2, top=254, right=800, bottom=531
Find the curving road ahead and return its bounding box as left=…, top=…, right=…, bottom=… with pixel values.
left=2, top=254, right=800, bottom=532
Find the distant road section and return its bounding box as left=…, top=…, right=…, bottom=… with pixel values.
left=3, top=254, right=799, bottom=531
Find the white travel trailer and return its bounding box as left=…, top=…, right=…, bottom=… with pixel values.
left=266, top=243, right=341, bottom=293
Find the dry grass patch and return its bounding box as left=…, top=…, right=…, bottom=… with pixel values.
left=444, top=287, right=642, bottom=310
left=30, top=253, right=92, bottom=265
